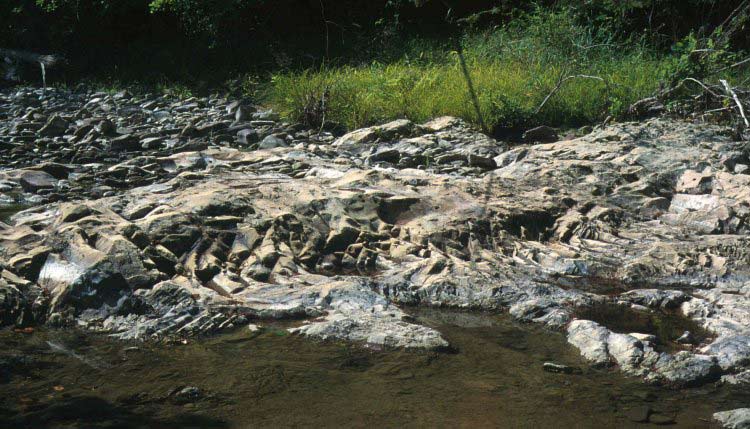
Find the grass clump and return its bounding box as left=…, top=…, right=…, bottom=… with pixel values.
left=265, top=8, right=748, bottom=131
left=267, top=45, right=664, bottom=131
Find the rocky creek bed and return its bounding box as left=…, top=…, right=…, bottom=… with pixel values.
left=2, top=86, right=750, bottom=426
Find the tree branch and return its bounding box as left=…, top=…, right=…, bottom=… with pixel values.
left=720, top=79, right=750, bottom=128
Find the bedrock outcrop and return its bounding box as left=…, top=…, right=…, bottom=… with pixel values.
left=3, top=87, right=750, bottom=386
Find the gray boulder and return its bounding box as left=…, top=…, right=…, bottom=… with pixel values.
left=567, top=320, right=611, bottom=367
left=714, top=409, right=750, bottom=429
left=19, top=170, right=57, bottom=192
left=648, top=351, right=720, bottom=387
left=237, top=128, right=259, bottom=145
left=258, top=134, right=288, bottom=149
left=38, top=114, right=68, bottom=137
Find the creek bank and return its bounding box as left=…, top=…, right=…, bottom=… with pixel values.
left=2, top=87, right=750, bottom=397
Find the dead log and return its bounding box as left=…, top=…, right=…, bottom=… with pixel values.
left=1, top=48, right=64, bottom=88
left=0, top=48, right=62, bottom=67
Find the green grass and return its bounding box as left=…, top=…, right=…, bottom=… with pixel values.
left=43, top=8, right=749, bottom=132
left=263, top=9, right=749, bottom=131
left=266, top=46, right=669, bottom=131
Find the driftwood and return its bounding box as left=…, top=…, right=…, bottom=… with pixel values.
left=625, top=0, right=750, bottom=133
left=721, top=78, right=750, bottom=128
left=628, top=76, right=749, bottom=138
left=0, top=48, right=62, bottom=67
left=1, top=48, right=63, bottom=88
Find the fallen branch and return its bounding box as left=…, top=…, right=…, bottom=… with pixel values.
left=625, top=3, right=750, bottom=127
left=672, top=77, right=725, bottom=99
left=715, top=56, right=750, bottom=73
left=627, top=77, right=738, bottom=121
left=703, top=106, right=733, bottom=114
left=535, top=74, right=606, bottom=114
left=720, top=79, right=750, bottom=128
left=0, top=48, right=62, bottom=67
left=1, top=48, right=63, bottom=89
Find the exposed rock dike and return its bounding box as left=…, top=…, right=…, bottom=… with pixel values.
left=2, top=88, right=750, bottom=392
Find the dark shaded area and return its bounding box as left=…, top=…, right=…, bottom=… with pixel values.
left=1, top=1, right=748, bottom=84
left=574, top=302, right=713, bottom=353
left=502, top=210, right=558, bottom=241
left=0, top=204, right=28, bottom=223
left=2, top=396, right=228, bottom=429
left=1, top=0, right=479, bottom=83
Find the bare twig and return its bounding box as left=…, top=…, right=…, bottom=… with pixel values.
left=718, top=0, right=750, bottom=32
left=715, top=56, right=750, bottom=73
left=690, top=48, right=719, bottom=54
left=680, top=77, right=724, bottom=98
left=535, top=75, right=606, bottom=114
left=318, top=0, right=329, bottom=60
left=318, top=87, right=329, bottom=134
left=703, top=106, right=733, bottom=114
left=720, top=79, right=750, bottom=128
left=435, top=0, right=488, bottom=134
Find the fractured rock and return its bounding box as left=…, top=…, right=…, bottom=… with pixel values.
left=38, top=114, right=68, bottom=137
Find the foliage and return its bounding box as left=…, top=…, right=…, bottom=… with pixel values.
left=3, top=0, right=750, bottom=131
left=2, top=1, right=747, bottom=81
left=266, top=5, right=750, bottom=131
left=267, top=10, right=667, bottom=130
left=559, top=0, right=749, bottom=46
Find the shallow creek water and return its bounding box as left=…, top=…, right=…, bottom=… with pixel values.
left=1, top=308, right=747, bottom=428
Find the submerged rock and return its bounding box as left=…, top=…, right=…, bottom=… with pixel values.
left=542, top=362, right=581, bottom=374
left=625, top=405, right=652, bottom=423
left=648, top=352, right=720, bottom=387
left=170, top=386, right=202, bottom=404
left=289, top=279, right=448, bottom=349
